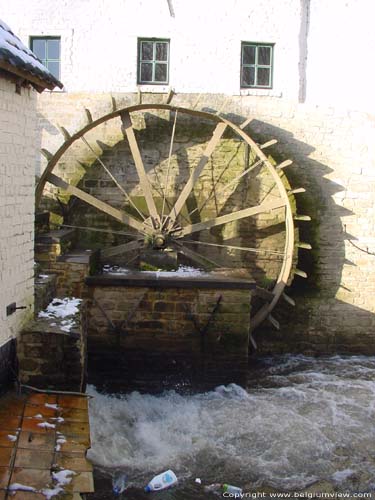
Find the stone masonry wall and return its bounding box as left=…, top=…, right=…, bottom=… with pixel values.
left=86, top=283, right=251, bottom=390
left=18, top=301, right=87, bottom=391
left=0, top=78, right=37, bottom=386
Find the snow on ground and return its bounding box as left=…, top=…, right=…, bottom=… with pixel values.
left=103, top=264, right=206, bottom=277
left=38, top=297, right=81, bottom=333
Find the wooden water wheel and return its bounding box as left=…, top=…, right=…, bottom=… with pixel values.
left=36, top=102, right=311, bottom=331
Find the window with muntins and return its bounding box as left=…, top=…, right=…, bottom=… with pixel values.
left=241, top=42, right=273, bottom=88
left=138, top=38, right=169, bottom=84
left=30, top=37, right=60, bottom=80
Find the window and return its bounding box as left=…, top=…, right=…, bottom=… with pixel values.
left=30, top=37, right=60, bottom=80
left=241, top=42, right=273, bottom=88
left=137, top=38, right=169, bottom=85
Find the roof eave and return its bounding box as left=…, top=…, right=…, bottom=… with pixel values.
left=0, top=59, right=63, bottom=92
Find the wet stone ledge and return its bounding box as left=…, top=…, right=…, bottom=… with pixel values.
left=17, top=300, right=87, bottom=392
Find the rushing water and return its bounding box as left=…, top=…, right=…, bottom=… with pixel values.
left=86, top=355, right=375, bottom=499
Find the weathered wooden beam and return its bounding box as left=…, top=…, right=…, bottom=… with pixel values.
left=84, top=108, right=93, bottom=124
left=276, top=159, right=293, bottom=170
left=121, top=111, right=159, bottom=223
left=178, top=198, right=286, bottom=237
left=101, top=239, right=144, bottom=259
left=111, top=95, right=117, bottom=112
left=268, top=314, right=280, bottom=330
left=169, top=122, right=227, bottom=222
left=41, top=149, right=54, bottom=161
left=294, top=269, right=308, bottom=278
left=240, top=117, right=252, bottom=130
left=57, top=125, right=71, bottom=141
left=165, top=88, right=175, bottom=104
left=294, top=214, right=311, bottom=221
left=260, top=139, right=277, bottom=149
left=46, top=172, right=149, bottom=235
left=282, top=292, right=296, bottom=306
left=288, top=188, right=306, bottom=195
left=297, top=242, right=312, bottom=250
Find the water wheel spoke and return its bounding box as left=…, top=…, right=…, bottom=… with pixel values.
left=46, top=172, right=150, bottom=235
left=188, top=157, right=264, bottom=219
left=168, top=122, right=227, bottom=222
left=161, top=109, right=178, bottom=220
left=177, top=198, right=286, bottom=238
left=173, top=241, right=222, bottom=268
left=121, top=111, right=159, bottom=223
left=50, top=223, right=139, bottom=238
left=101, top=239, right=144, bottom=259
left=81, top=135, right=147, bottom=222
left=181, top=239, right=285, bottom=256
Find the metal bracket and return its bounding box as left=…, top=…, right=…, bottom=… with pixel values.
left=184, top=294, right=222, bottom=337
left=93, top=293, right=146, bottom=337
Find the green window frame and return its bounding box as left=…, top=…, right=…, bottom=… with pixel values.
left=137, top=38, right=170, bottom=85
left=241, top=42, right=274, bottom=89
left=30, top=36, right=61, bottom=80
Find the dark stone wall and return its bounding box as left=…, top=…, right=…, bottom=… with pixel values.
left=0, top=339, right=16, bottom=393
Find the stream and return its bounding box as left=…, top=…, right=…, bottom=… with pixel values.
left=86, top=355, right=375, bottom=499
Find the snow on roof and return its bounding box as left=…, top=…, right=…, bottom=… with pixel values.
left=0, top=18, right=63, bottom=90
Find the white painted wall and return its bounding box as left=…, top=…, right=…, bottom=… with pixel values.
left=0, top=79, right=36, bottom=348
left=4, top=0, right=374, bottom=110
left=3, top=0, right=300, bottom=98
left=306, top=0, right=375, bottom=112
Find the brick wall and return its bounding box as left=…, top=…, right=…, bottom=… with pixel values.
left=0, top=78, right=37, bottom=386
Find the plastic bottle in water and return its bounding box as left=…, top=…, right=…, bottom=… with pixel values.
left=112, top=471, right=127, bottom=495
left=144, top=470, right=178, bottom=492
left=223, top=483, right=243, bottom=496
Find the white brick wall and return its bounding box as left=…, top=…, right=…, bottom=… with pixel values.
left=0, top=79, right=36, bottom=347
left=3, top=0, right=375, bottom=111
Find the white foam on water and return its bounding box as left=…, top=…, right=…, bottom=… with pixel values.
left=87, top=355, right=375, bottom=491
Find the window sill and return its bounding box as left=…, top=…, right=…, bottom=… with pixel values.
left=239, top=88, right=282, bottom=97
left=137, top=84, right=170, bottom=93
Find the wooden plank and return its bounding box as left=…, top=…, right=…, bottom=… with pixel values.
left=168, top=122, right=227, bottom=221
left=84, top=108, right=93, bottom=124
left=41, top=149, right=53, bottom=161
left=282, top=292, right=296, bottom=306
left=240, top=117, right=252, bottom=130
left=121, top=111, right=159, bottom=223
left=294, top=215, right=311, bottom=221
left=276, top=159, right=293, bottom=170
left=101, top=239, right=144, bottom=258
left=294, top=269, right=308, bottom=278
left=178, top=198, right=286, bottom=237
left=268, top=314, right=280, bottom=330
left=46, top=173, right=149, bottom=235
left=174, top=241, right=221, bottom=268
left=260, top=139, right=277, bottom=149
left=288, top=187, right=306, bottom=195
left=297, top=242, right=312, bottom=250
left=57, top=125, right=71, bottom=141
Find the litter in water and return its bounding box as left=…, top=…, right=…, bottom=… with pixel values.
left=145, top=469, right=178, bottom=492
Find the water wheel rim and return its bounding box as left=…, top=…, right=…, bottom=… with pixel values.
left=36, top=103, right=295, bottom=331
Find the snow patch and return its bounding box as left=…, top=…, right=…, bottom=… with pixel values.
left=41, top=485, right=64, bottom=499
left=9, top=483, right=36, bottom=492
left=45, top=403, right=59, bottom=410
left=38, top=297, right=81, bottom=332
left=37, top=422, right=56, bottom=429
left=52, top=469, right=75, bottom=486
left=103, top=264, right=205, bottom=277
